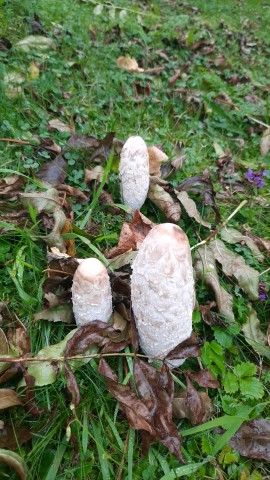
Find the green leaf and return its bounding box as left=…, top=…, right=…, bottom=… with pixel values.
left=159, top=457, right=213, bottom=480
left=223, top=372, right=239, bottom=394
left=234, top=362, right=257, bottom=379
left=239, top=377, right=264, bottom=399
left=213, top=329, right=233, bottom=348
left=0, top=449, right=27, bottom=480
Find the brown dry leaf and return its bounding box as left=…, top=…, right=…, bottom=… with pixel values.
left=185, top=369, right=220, bottom=389
left=134, top=82, right=151, bottom=99
left=176, top=191, right=211, bottom=228
left=0, top=424, right=32, bottom=449
left=34, top=304, right=74, bottom=324
left=194, top=246, right=235, bottom=321
left=68, top=134, right=100, bottom=149
left=38, top=137, right=61, bottom=154
left=220, top=227, right=264, bottom=262
left=0, top=176, right=26, bottom=198
left=0, top=449, right=27, bottom=480
left=168, top=70, right=181, bottom=88
left=173, top=390, right=213, bottom=424
left=260, top=128, right=270, bottom=157
left=48, top=118, right=74, bottom=133
left=56, top=184, right=88, bottom=203
left=148, top=146, right=168, bottom=176
left=242, top=226, right=270, bottom=255
left=117, top=56, right=144, bottom=73
left=148, top=181, right=181, bottom=223
left=106, top=211, right=155, bottom=258
left=0, top=389, right=22, bottom=410
left=242, top=309, right=270, bottom=360
left=185, top=377, right=205, bottom=425
left=199, top=302, right=230, bottom=327
left=165, top=333, right=202, bottom=363
left=85, top=166, right=105, bottom=184
left=210, top=239, right=259, bottom=300
left=229, top=419, right=270, bottom=461
left=99, top=358, right=184, bottom=462
left=176, top=174, right=220, bottom=224
left=21, top=368, right=44, bottom=416
left=64, top=364, right=80, bottom=407
left=36, top=155, right=67, bottom=186
left=65, top=321, right=115, bottom=357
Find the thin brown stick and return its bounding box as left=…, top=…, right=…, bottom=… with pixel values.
left=117, top=428, right=130, bottom=480
left=0, top=352, right=162, bottom=364
left=191, top=199, right=248, bottom=251
left=42, top=268, right=73, bottom=276
left=0, top=138, right=35, bottom=145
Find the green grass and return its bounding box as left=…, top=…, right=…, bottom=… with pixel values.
left=0, top=0, right=270, bottom=479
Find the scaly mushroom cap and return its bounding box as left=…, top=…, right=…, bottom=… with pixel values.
left=119, top=135, right=149, bottom=213
left=72, top=258, right=112, bottom=326
left=131, top=223, right=195, bottom=365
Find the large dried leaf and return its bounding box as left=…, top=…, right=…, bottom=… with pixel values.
left=194, top=246, right=235, bottom=320
left=68, top=134, right=99, bottom=148
left=176, top=190, right=211, bottom=228
left=148, top=146, right=168, bottom=176
left=165, top=333, right=202, bottom=363
left=186, top=377, right=205, bottom=425
left=148, top=182, right=181, bottom=223
left=48, top=118, right=73, bottom=133
left=15, top=35, right=55, bottom=52
left=85, top=166, right=105, bottom=183
left=36, top=155, right=67, bottom=185
left=229, top=419, right=270, bottom=460
left=0, top=424, right=32, bottom=449
left=242, top=309, right=270, bottom=359
left=65, top=321, right=115, bottom=357
left=106, top=211, right=155, bottom=258
left=0, top=389, right=22, bottom=409
left=176, top=174, right=220, bottom=224
left=19, top=187, right=61, bottom=214
left=220, top=227, right=264, bottom=262
left=64, top=364, right=80, bottom=407
left=242, top=226, right=270, bottom=255
left=185, top=369, right=220, bottom=388
left=0, top=176, right=25, bottom=198
left=260, top=128, right=270, bottom=157
left=0, top=449, right=27, bottom=480
left=173, top=390, right=213, bottom=424
left=34, top=304, right=74, bottom=323
left=117, top=56, right=144, bottom=73
left=210, top=239, right=259, bottom=300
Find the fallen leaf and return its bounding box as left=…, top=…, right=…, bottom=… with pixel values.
left=220, top=227, right=264, bottom=262
left=260, top=128, right=270, bottom=157
left=116, top=56, right=144, bottom=73
left=64, top=364, right=80, bottom=407
left=210, top=239, right=259, bottom=300
left=242, top=309, right=270, bottom=359
left=168, top=70, right=181, bottom=88
left=134, top=82, right=151, bottom=99
left=176, top=191, right=211, bottom=228
left=37, top=137, right=61, bottom=154
left=0, top=389, right=22, bottom=409
left=186, top=377, right=205, bottom=425
left=56, top=184, right=88, bottom=203
left=48, top=119, right=74, bottom=133
left=165, top=333, right=202, bottom=363
left=176, top=174, right=220, bottom=224
left=15, top=35, right=56, bottom=52
left=107, top=251, right=137, bottom=269
left=0, top=424, right=32, bottom=449
left=194, top=246, right=235, bottom=321
left=173, top=390, right=213, bottom=424
left=0, top=176, right=26, bottom=198
left=229, top=419, right=270, bottom=461
left=65, top=321, right=115, bottom=357
left=21, top=368, right=44, bottom=416
left=106, top=211, right=155, bottom=258
left=68, top=134, right=99, bottom=148
left=242, top=226, right=270, bottom=255
left=85, top=166, right=105, bottom=183
left=199, top=302, right=230, bottom=327
left=148, top=146, right=168, bottom=176
left=0, top=449, right=27, bottom=480
left=34, top=304, right=74, bottom=323
left=36, top=155, right=67, bottom=185
left=185, top=369, right=220, bottom=388
left=148, top=181, right=181, bottom=223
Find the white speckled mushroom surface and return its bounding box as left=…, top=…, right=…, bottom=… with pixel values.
left=72, top=258, right=112, bottom=326
left=131, top=223, right=195, bottom=363
left=119, top=135, right=149, bottom=213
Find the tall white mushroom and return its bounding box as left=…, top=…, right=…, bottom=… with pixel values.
left=119, top=136, right=149, bottom=213
left=72, top=258, right=112, bottom=326
left=131, top=223, right=195, bottom=365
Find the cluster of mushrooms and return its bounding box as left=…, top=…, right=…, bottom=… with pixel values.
left=72, top=136, right=195, bottom=365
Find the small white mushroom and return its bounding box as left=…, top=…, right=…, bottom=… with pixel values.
left=72, top=258, right=112, bottom=326
left=131, top=223, right=195, bottom=366
left=119, top=136, right=149, bottom=213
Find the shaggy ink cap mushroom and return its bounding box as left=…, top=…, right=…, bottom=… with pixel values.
left=72, top=258, right=113, bottom=326
left=119, top=135, right=149, bottom=213
left=131, top=223, right=195, bottom=367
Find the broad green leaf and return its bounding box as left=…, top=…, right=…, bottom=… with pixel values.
left=223, top=372, right=239, bottom=394
left=234, top=362, right=257, bottom=379
left=210, top=239, right=259, bottom=300
left=194, top=246, right=234, bottom=320
left=0, top=449, right=27, bottom=480
left=160, top=457, right=213, bottom=480
left=239, top=377, right=264, bottom=399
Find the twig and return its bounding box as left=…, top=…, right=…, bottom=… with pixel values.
left=259, top=266, right=270, bottom=277
left=191, top=199, right=248, bottom=251
left=42, top=268, right=74, bottom=276
left=0, top=352, right=163, bottom=364
left=0, top=138, right=35, bottom=145
left=117, top=428, right=130, bottom=480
